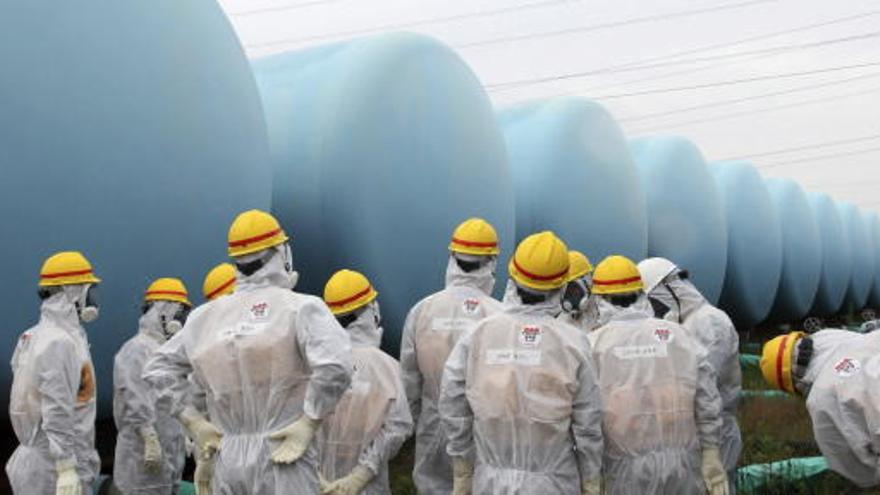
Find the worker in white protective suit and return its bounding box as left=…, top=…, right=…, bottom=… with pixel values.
left=439, top=231, right=604, bottom=495
left=142, top=209, right=353, bottom=495
left=6, top=251, right=102, bottom=495
left=761, top=330, right=880, bottom=487
left=318, top=269, right=413, bottom=495
left=400, top=218, right=505, bottom=494
left=590, top=255, right=728, bottom=495
left=558, top=250, right=600, bottom=334
left=639, top=257, right=742, bottom=491
left=113, top=278, right=192, bottom=494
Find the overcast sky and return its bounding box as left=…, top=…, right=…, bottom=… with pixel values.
left=217, top=0, right=880, bottom=213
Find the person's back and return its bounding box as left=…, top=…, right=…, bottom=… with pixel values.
left=7, top=252, right=102, bottom=495
left=590, top=255, right=726, bottom=495
left=591, top=315, right=707, bottom=493
left=761, top=329, right=880, bottom=487
left=400, top=218, right=504, bottom=494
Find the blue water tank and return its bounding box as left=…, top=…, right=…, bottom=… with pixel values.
left=764, top=178, right=822, bottom=321
left=838, top=202, right=873, bottom=310
left=808, top=193, right=852, bottom=315
left=0, top=1, right=271, bottom=415
left=867, top=213, right=880, bottom=308
left=710, top=161, right=782, bottom=327
left=253, top=33, right=514, bottom=355
left=497, top=97, right=648, bottom=263
left=630, top=136, right=727, bottom=304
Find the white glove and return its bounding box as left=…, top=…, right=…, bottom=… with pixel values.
left=180, top=407, right=223, bottom=460
left=701, top=447, right=730, bottom=495
left=582, top=477, right=601, bottom=495
left=55, top=459, right=80, bottom=495
left=140, top=426, right=163, bottom=474
left=321, top=464, right=375, bottom=495
left=194, top=454, right=215, bottom=495
left=268, top=415, right=322, bottom=464
left=451, top=457, right=473, bottom=495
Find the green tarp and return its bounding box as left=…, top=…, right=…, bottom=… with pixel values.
left=737, top=456, right=828, bottom=493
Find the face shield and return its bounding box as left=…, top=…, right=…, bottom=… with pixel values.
left=73, top=284, right=100, bottom=323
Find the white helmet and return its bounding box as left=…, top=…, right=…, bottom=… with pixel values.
left=637, top=257, right=679, bottom=294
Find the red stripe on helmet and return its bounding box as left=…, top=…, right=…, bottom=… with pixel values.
left=327, top=286, right=373, bottom=308
left=206, top=277, right=236, bottom=300
left=513, top=259, right=567, bottom=282
left=146, top=290, right=188, bottom=298
left=229, top=228, right=282, bottom=248
left=776, top=334, right=791, bottom=393
left=451, top=237, right=498, bottom=249
left=592, top=276, right=642, bottom=286
left=41, top=268, right=93, bottom=280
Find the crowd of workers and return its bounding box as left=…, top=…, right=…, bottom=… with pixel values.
left=5, top=209, right=880, bottom=495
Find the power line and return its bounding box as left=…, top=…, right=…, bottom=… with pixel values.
left=618, top=71, right=880, bottom=123
left=758, top=146, right=880, bottom=169
left=246, top=0, right=573, bottom=49
left=718, top=134, right=880, bottom=161
left=588, top=61, right=880, bottom=100
left=456, top=0, right=776, bottom=49
left=230, top=0, right=339, bottom=17
left=627, top=86, right=880, bottom=133
left=497, top=10, right=880, bottom=98
left=488, top=30, right=880, bottom=91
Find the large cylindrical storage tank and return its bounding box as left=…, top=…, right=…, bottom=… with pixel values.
left=630, top=136, right=727, bottom=304
left=808, top=192, right=852, bottom=315
left=765, top=178, right=822, bottom=321
left=0, top=1, right=271, bottom=417
left=868, top=212, right=880, bottom=309
left=710, top=161, right=783, bottom=328
left=838, top=202, right=874, bottom=310
left=497, top=97, right=648, bottom=262
left=253, top=33, right=515, bottom=355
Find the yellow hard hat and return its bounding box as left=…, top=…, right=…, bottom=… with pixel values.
left=449, top=218, right=500, bottom=256
left=592, top=255, right=644, bottom=295
left=145, top=278, right=192, bottom=307
left=39, top=251, right=101, bottom=287
left=760, top=332, right=804, bottom=394
left=323, top=269, right=378, bottom=315
left=203, top=263, right=236, bottom=301
left=566, top=250, right=594, bottom=282
left=228, top=209, right=290, bottom=258
left=508, top=231, right=569, bottom=291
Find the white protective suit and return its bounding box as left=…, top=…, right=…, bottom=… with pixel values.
left=317, top=303, right=413, bottom=494
left=142, top=252, right=353, bottom=494
left=649, top=278, right=742, bottom=481
left=113, top=302, right=187, bottom=494
left=6, top=290, right=101, bottom=494
left=558, top=297, right=601, bottom=335
left=590, top=295, right=723, bottom=494
left=795, top=329, right=880, bottom=487
left=399, top=256, right=504, bottom=494
left=439, top=282, right=604, bottom=494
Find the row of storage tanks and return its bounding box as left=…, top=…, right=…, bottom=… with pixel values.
left=1, top=0, right=878, bottom=417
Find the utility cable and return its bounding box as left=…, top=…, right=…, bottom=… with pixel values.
left=627, top=86, right=880, bottom=133
left=246, top=0, right=574, bottom=48
left=456, top=0, right=776, bottom=49
left=488, top=30, right=880, bottom=91
left=758, top=146, right=880, bottom=168
left=618, top=71, right=880, bottom=123
left=717, top=134, right=880, bottom=161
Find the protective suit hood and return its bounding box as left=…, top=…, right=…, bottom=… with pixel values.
left=647, top=277, right=705, bottom=323
left=39, top=289, right=85, bottom=336
left=501, top=279, right=564, bottom=318
left=346, top=302, right=384, bottom=348
left=138, top=301, right=183, bottom=343
left=594, top=292, right=653, bottom=328
left=235, top=245, right=298, bottom=292
left=445, top=255, right=496, bottom=296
